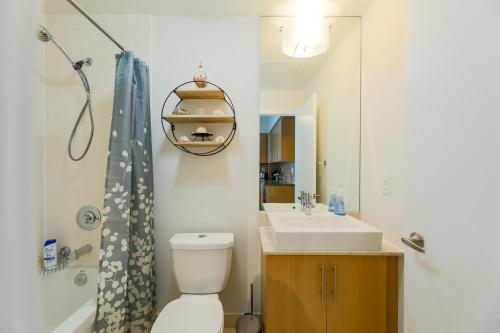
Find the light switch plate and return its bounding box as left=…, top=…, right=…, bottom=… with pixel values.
left=383, top=174, right=391, bottom=195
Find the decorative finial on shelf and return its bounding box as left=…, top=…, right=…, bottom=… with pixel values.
left=193, top=62, right=208, bottom=88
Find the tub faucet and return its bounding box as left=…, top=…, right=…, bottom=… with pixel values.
left=74, top=244, right=92, bottom=260
left=59, top=244, right=92, bottom=261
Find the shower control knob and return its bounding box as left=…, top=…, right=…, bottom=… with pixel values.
left=76, top=206, right=101, bottom=231
left=59, top=246, right=71, bottom=259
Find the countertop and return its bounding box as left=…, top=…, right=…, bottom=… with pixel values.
left=261, top=180, right=295, bottom=187
left=259, top=226, right=404, bottom=256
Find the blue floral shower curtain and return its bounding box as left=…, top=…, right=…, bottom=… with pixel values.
left=95, top=52, right=156, bottom=333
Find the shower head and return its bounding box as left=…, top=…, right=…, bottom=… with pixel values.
left=36, top=24, right=95, bottom=162
left=36, top=25, right=77, bottom=67
left=37, top=26, right=52, bottom=42
left=36, top=25, right=93, bottom=71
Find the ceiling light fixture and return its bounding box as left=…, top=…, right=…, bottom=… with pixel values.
left=281, top=0, right=330, bottom=58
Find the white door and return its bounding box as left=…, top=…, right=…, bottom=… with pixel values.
left=404, top=2, right=500, bottom=332
left=294, top=93, right=317, bottom=202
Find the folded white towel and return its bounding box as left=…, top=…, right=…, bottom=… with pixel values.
left=215, top=136, right=225, bottom=143
left=179, top=136, right=190, bottom=142
left=213, top=109, right=225, bottom=116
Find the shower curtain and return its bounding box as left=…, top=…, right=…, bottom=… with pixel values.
left=95, top=52, right=156, bottom=333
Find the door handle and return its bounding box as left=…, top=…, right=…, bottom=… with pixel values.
left=332, top=265, right=337, bottom=302
left=320, top=264, right=326, bottom=303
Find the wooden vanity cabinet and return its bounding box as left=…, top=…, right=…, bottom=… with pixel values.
left=261, top=254, right=398, bottom=333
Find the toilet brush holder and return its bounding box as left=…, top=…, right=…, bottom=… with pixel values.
left=236, top=283, right=262, bottom=333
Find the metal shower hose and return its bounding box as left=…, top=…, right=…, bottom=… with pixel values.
left=68, top=67, right=94, bottom=161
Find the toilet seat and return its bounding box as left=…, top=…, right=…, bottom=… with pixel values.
left=151, top=294, right=224, bottom=333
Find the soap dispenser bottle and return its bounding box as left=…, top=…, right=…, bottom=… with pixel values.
left=328, top=187, right=337, bottom=213
left=334, top=187, right=346, bottom=216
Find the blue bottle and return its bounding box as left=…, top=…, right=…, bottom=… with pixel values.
left=334, top=187, right=346, bottom=216
left=328, top=187, right=337, bottom=213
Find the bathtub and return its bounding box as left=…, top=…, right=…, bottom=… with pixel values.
left=40, top=265, right=98, bottom=333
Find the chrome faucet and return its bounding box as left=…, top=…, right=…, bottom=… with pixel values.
left=304, top=192, right=316, bottom=216
left=59, top=244, right=93, bottom=261
left=298, top=191, right=306, bottom=211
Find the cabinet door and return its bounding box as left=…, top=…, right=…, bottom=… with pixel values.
left=267, top=130, right=272, bottom=162
left=263, top=255, right=327, bottom=333
left=269, top=123, right=275, bottom=163
left=266, top=185, right=295, bottom=203
left=281, top=116, right=295, bottom=161
left=260, top=134, right=268, bottom=163
left=270, top=120, right=282, bottom=162
left=326, top=256, right=398, bottom=333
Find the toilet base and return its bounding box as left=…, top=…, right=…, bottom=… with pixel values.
left=152, top=294, right=224, bottom=333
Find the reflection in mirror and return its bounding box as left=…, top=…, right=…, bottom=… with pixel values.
left=259, top=16, right=361, bottom=213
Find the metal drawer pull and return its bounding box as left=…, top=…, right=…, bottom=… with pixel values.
left=332, top=265, right=337, bottom=302
left=401, top=232, right=425, bottom=253
left=320, top=264, right=326, bottom=303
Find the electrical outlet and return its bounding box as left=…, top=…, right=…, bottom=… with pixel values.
left=383, top=174, right=391, bottom=195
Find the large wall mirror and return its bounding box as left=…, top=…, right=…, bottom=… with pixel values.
left=259, top=16, right=361, bottom=212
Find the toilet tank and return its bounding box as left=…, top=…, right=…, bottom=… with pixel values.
left=170, top=233, right=234, bottom=294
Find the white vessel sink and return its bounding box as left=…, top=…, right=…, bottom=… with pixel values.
left=263, top=202, right=328, bottom=213
left=267, top=212, right=383, bottom=251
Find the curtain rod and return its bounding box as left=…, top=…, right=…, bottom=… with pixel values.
left=66, top=0, right=126, bottom=52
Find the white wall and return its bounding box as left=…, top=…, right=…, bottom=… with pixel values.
left=260, top=90, right=304, bottom=115
left=0, top=0, right=42, bottom=331
left=360, top=0, right=406, bottom=247
left=305, top=19, right=361, bottom=211
left=151, top=17, right=260, bottom=313
left=42, top=14, right=152, bottom=265
left=405, top=1, right=500, bottom=332
left=359, top=0, right=407, bottom=330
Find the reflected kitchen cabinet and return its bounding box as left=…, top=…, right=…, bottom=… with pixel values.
left=260, top=134, right=268, bottom=163
left=269, top=117, right=295, bottom=163
left=265, top=184, right=295, bottom=203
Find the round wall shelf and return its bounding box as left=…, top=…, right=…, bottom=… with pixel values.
left=160, top=81, right=237, bottom=156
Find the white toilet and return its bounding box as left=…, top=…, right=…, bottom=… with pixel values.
left=152, top=233, right=234, bottom=333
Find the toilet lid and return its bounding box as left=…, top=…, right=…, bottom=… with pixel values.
left=152, top=295, right=223, bottom=333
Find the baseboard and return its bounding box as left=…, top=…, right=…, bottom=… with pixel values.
left=224, top=313, right=240, bottom=328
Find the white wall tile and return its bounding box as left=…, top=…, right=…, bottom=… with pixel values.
left=43, top=15, right=153, bottom=267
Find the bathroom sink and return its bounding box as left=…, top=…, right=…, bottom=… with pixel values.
left=263, top=202, right=328, bottom=213
left=267, top=212, right=383, bottom=251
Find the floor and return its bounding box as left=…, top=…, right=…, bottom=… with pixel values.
left=223, top=329, right=236, bottom=333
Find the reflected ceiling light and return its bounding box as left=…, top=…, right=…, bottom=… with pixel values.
left=281, top=0, right=330, bottom=58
